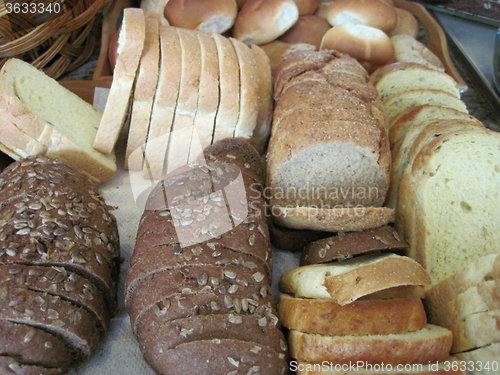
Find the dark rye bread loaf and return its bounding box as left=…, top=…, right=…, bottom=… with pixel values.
left=144, top=339, right=287, bottom=375
left=0, top=320, right=73, bottom=370
left=301, top=226, right=409, bottom=265
left=0, top=356, right=63, bottom=375
left=127, top=139, right=287, bottom=374
left=0, top=156, right=119, bottom=372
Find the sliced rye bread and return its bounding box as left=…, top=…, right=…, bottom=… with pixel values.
left=144, top=338, right=288, bottom=375
left=136, top=290, right=278, bottom=340
left=279, top=253, right=430, bottom=304
left=93, top=8, right=146, bottom=155
left=188, top=31, right=220, bottom=163
left=211, top=33, right=240, bottom=143
left=230, top=37, right=259, bottom=139
left=165, top=27, right=202, bottom=174
left=138, top=313, right=287, bottom=359
left=0, top=356, right=63, bottom=375
left=125, top=17, right=161, bottom=171
left=289, top=324, right=452, bottom=365
left=279, top=294, right=427, bottom=336
left=143, top=26, right=182, bottom=179
left=388, top=105, right=480, bottom=145
left=0, top=320, right=74, bottom=370
left=0, top=265, right=109, bottom=333
left=129, top=263, right=274, bottom=331
left=301, top=226, right=408, bottom=265
left=125, top=242, right=271, bottom=307
left=0, top=286, right=101, bottom=363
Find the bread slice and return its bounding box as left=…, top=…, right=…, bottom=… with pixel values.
left=390, top=34, right=445, bottom=72
left=249, top=44, right=273, bottom=155
left=396, top=129, right=500, bottom=284
left=301, top=226, right=408, bottom=265
left=124, top=17, right=160, bottom=171
left=165, top=28, right=202, bottom=174
left=279, top=294, right=427, bottom=336
left=188, top=31, right=220, bottom=163
left=384, top=89, right=468, bottom=122
left=0, top=59, right=116, bottom=184
left=448, top=310, right=500, bottom=353
left=289, top=324, right=452, bottom=365
left=271, top=205, right=394, bottom=232
left=230, top=37, right=259, bottom=139
left=0, top=356, right=64, bottom=375
left=389, top=105, right=481, bottom=146
left=279, top=253, right=430, bottom=304
left=371, top=62, right=461, bottom=102
left=386, top=119, right=484, bottom=209
left=211, top=33, right=240, bottom=143
left=143, top=26, right=182, bottom=179
left=93, top=8, right=146, bottom=155
left=453, top=343, right=500, bottom=372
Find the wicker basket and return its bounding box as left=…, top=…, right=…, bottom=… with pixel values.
left=0, top=0, right=112, bottom=79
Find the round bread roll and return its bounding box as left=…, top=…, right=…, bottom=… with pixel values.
left=391, top=34, right=445, bottom=71
left=260, top=40, right=315, bottom=76
left=314, top=1, right=334, bottom=19
left=236, top=0, right=249, bottom=9
left=388, top=8, right=419, bottom=37
left=327, top=0, right=397, bottom=33
left=164, top=0, right=238, bottom=34
left=320, top=23, right=396, bottom=73
left=233, top=0, right=300, bottom=45
left=279, top=15, right=331, bottom=49
left=293, top=0, right=319, bottom=15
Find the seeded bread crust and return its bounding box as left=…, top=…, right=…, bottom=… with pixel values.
left=0, top=356, right=63, bottom=375
left=279, top=294, right=427, bottom=336
left=0, top=286, right=100, bottom=362
left=144, top=339, right=288, bottom=375
left=0, top=265, right=109, bottom=333
left=301, top=226, right=408, bottom=265
left=0, top=320, right=74, bottom=370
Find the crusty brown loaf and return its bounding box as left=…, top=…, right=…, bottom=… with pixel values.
left=0, top=356, right=64, bottom=375
left=126, top=138, right=287, bottom=374
left=0, top=156, right=119, bottom=372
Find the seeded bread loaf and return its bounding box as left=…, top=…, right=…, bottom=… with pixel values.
left=126, top=138, right=287, bottom=374
left=0, top=156, right=119, bottom=372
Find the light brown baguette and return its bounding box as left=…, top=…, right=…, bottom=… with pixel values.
left=288, top=325, right=452, bottom=365
left=279, top=294, right=427, bottom=336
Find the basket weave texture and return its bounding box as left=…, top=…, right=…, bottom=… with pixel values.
left=0, top=0, right=112, bottom=79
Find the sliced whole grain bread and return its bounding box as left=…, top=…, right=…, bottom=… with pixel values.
left=0, top=356, right=63, bottom=375
left=301, top=226, right=408, bottom=265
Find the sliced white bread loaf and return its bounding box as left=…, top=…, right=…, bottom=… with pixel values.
left=279, top=294, right=428, bottom=336
left=396, top=129, right=500, bottom=284
left=384, top=89, right=468, bottom=122
left=165, top=27, right=201, bottom=174
left=124, top=17, right=160, bottom=171
left=0, top=59, right=116, bottom=184
left=388, top=105, right=480, bottom=146
left=288, top=324, right=452, bottom=365
left=279, top=253, right=430, bottom=304
left=143, top=26, right=182, bottom=179
left=370, top=62, right=461, bottom=102
left=93, top=8, right=146, bottom=155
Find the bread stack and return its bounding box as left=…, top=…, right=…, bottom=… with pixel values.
left=278, top=253, right=456, bottom=374
left=266, top=48, right=393, bottom=233
left=124, top=138, right=288, bottom=374
left=0, top=156, right=119, bottom=373
left=96, top=8, right=273, bottom=179
left=0, top=59, right=116, bottom=185
left=425, top=254, right=500, bottom=363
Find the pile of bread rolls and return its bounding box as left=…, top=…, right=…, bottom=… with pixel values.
left=0, top=156, right=119, bottom=373
left=124, top=138, right=288, bottom=374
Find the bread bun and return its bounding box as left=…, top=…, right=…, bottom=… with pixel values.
left=233, top=0, right=300, bottom=45
left=236, top=0, right=248, bottom=9
left=327, top=0, right=397, bottom=33
left=388, top=8, right=419, bottom=38
left=320, top=24, right=396, bottom=73
left=293, top=0, right=319, bottom=15
left=164, top=0, right=238, bottom=34
left=391, top=34, right=444, bottom=71
left=314, top=1, right=334, bottom=19
left=279, top=15, right=331, bottom=49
